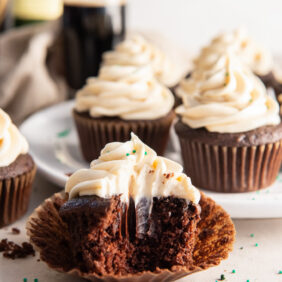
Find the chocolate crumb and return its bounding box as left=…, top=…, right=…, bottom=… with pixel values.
left=11, top=228, right=20, bottom=235
left=0, top=238, right=35, bottom=259
left=37, top=259, right=40, bottom=262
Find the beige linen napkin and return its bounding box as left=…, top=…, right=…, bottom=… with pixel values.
left=0, top=21, right=67, bottom=124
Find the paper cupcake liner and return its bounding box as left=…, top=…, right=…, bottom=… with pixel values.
left=178, top=138, right=282, bottom=193
left=26, top=192, right=235, bottom=282
left=0, top=165, right=36, bottom=227
left=73, top=111, right=175, bottom=162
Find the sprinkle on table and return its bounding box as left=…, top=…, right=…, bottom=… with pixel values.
left=144, top=151, right=147, bottom=155
left=232, top=269, right=236, bottom=273
left=278, top=270, right=282, bottom=274
left=57, top=129, right=70, bottom=138
left=247, top=280, right=250, bottom=282
left=23, top=279, right=27, bottom=282
left=250, top=233, right=254, bottom=237
left=34, top=279, right=39, bottom=282
left=254, top=243, right=258, bottom=247
left=132, top=150, right=136, bottom=153
left=126, top=153, right=130, bottom=156
left=219, top=274, right=225, bottom=280
left=240, top=246, right=244, bottom=250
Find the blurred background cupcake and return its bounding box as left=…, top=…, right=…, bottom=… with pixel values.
left=73, top=64, right=175, bottom=162
left=0, top=109, right=36, bottom=227
left=175, top=52, right=282, bottom=193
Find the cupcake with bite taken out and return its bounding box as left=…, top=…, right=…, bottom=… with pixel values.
left=0, top=109, right=36, bottom=227
left=175, top=52, right=282, bottom=193
left=73, top=65, right=175, bottom=162
left=27, top=133, right=235, bottom=281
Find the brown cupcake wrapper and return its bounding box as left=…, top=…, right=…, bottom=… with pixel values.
left=26, top=192, right=235, bottom=282
left=0, top=165, right=36, bottom=227
left=73, top=111, right=175, bottom=162
left=178, top=137, right=282, bottom=193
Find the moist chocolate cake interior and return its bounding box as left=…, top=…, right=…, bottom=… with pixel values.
left=59, top=195, right=200, bottom=275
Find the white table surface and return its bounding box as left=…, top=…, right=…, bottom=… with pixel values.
left=1, top=173, right=282, bottom=282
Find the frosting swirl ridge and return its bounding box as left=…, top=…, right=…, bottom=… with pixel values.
left=65, top=133, right=200, bottom=204
left=194, top=28, right=273, bottom=76
left=0, top=109, right=28, bottom=167
left=102, top=35, right=177, bottom=86
left=176, top=53, right=280, bottom=133
left=75, top=65, right=174, bottom=120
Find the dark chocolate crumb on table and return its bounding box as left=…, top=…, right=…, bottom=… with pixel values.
left=0, top=238, right=35, bottom=259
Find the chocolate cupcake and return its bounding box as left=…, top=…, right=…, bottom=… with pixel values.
left=0, top=109, right=36, bottom=227
left=26, top=134, right=235, bottom=281
left=102, top=34, right=179, bottom=88
left=74, top=65, right=175, bottom=162
left=175, top=53, right=282, bottom=193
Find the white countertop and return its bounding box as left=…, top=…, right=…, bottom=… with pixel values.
left=1, top=174, right=282, bottom=282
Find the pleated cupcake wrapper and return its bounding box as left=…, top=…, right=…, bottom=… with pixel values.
left=73, top=111, right=175, bottom=162
left=26, top=192, right=235, bottom=282
left=0, top=166, right=36, bottom=227
left=178, top=138, right=282, bottom=193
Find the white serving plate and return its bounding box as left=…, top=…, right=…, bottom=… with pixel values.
left=20, top=100, right=282, bottom=219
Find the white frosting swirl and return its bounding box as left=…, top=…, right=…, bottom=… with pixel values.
left=176, top=53, right=280, bottom=133
left=194, top=28, right=273, bottom=76
left=75, top=65, right=174, bottom=120
left=0, top=109, right=28, bottom=167
left=65, top=133, right=200, bottom=204
left=102, top=35, right=177, bottom=87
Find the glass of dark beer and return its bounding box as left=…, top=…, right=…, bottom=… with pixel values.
left=63, top=0, right=126, bottom=91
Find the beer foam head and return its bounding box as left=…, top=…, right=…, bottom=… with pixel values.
left=64, top=0, right=127, bottom=7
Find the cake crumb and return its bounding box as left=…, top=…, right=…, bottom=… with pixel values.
left=0, top=238, right=35, bottom=259
left=11, top=228, right=20, bottom=235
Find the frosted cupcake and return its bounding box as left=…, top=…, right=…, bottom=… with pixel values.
left=0, top=109, right=36, bottom=227
left=175, top=53, right=282, bottom=193
left=102, top=35, right=178, bottom=87
left=27, top=133, right=235, bottom=281
left=73, top=65, right=175, bottom=162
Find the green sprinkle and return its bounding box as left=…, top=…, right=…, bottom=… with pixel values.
left=219, top=274, right=225, bottom=281
left=57, top=129, right=70, bottom=138
left=232, top=269, right=236, bottom=273
left=126, top=153, right=130, bottom=156
left=34, top=279, right=39, bottom=282
left=255, top=243, right=258, bottom=247
left=144, top=151, right=147, bottom=155
left=132, top=150, right=136, bottom=153
left=250, top=233, right=254, bottom=237
left=278, top=270, right=282, bottom=274
left=247, top=280, right=250, bottom=282
left=23, top=279, right=28, bottom=282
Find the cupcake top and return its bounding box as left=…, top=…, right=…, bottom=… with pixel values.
left=194, top=28, right=273, bottom=76
left=0, top=109, right=28, bottom=167
left=75, top=65, right=174, bottom=120
left=65, top=133, right=200, bottom=204
left=102, top=35, right=177, bottom=87
left=176, top=53, right=280, bottom=133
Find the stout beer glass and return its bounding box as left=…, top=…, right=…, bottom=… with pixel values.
left=63, top=0, right=126, bottom=91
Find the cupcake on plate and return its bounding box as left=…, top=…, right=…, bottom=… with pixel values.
left=175, top=52, right=282, bottom=193
left=0, top=109, right=36, bottom=227
left=102, top=34, right=178, bottom=88
left=73, top=65, right=175, bottom=162
left=27, top=133, right=235, bottom=281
